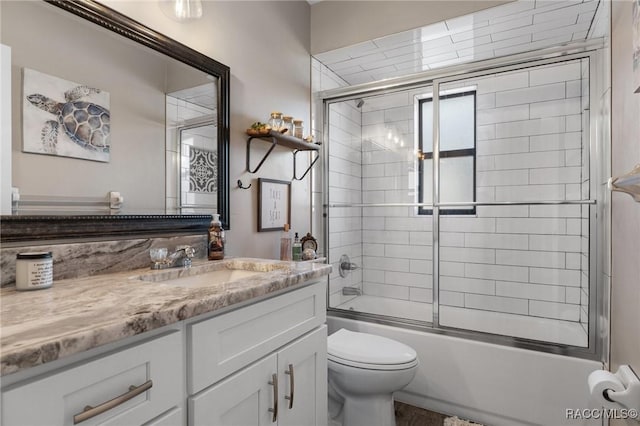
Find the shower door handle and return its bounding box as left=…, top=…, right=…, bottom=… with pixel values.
left=284, top=363, right=294, bottom=409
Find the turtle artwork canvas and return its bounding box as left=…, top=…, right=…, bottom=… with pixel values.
left=23, top=68, right=110, bottom=162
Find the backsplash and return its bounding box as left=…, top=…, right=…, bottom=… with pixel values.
left=0, top=235, right=207, bottom=287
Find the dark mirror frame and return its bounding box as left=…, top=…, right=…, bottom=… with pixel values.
left=1, top=0, right=230, bottom=243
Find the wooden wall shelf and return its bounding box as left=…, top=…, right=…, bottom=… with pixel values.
left=246, top=131, right=320, bottom=180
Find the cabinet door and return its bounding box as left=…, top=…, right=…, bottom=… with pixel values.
left=189, top=354, right=277, bottom=426
left=277, top=326, right=327, bottom=426
left=189, top=282, right=326, bottom=394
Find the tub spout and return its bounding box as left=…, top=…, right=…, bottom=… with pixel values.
left=342, top=286, right=362, bottom=296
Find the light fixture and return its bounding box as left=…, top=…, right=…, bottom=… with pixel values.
left=159, top=0, right=203, bottom=22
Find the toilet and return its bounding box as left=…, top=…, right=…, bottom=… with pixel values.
left=327, top=329, right=418, bottom=426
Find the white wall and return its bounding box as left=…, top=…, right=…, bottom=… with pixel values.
left=4, top=0, right=312, bottom=259
left=610, top=3, right=640, bottom=425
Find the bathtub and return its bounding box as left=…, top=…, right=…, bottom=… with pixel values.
left=336, top=294, right=432, bottom=322
left=328, top=311, right=603, bottom=426
left=336, top=295, right=587, bottom=346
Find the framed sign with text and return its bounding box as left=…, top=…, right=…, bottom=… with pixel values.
left=258, top=178, right=291, bottom=232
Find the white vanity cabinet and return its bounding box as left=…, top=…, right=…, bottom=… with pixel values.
left=189, top=326, right=327, bottom=426
left=187, top=282, right=327, bottom=426
left=1, top=279, right=328, bottom=426
left=276, top=326, right=328, bottom=426
left=1, top=331, right=184, bottom=426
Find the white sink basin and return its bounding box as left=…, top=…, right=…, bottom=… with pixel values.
left=133, top=266, right=266, bottom=288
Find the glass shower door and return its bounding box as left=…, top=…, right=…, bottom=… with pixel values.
left=326, top=88, right=434, bottom=323
left=434, top=58, right=592, bottom=347
left=324, top=54, right=595, bottom=351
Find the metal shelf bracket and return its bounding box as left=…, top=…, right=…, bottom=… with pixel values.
left=246, top=136, right=277, bottom=174
left=246, top=131, right=320, bottom=180
left=293, top=149, right=320, bottom=181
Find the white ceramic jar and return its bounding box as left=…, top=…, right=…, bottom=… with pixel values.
left=16, top=252, right=53, bottom=291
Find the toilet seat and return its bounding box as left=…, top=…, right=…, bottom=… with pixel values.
left=328, top=329, right=418, bottom=371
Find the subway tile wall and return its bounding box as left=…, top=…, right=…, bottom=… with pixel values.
left=354, top=59, right=590, bottom=344
left=311, top=59, right=363, bottom=308
left=327, top=96, right=363, bottom=308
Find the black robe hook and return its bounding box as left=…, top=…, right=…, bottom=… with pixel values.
left=237, top=179, right=252, bottom=189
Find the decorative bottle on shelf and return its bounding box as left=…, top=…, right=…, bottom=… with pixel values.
left=280, top=224, right=292, bottom=261
left=293, top=119, right=304, bottom=138
left=282, top=116, right=293, bottom=135
left=292, top=232, right=302, bottom=261
left=208, top=214, right=225, bottom=260
left=268, top=112, right=283, bottom=132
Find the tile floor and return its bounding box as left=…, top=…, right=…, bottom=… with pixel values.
left=395, top=401, right=448, bottom=426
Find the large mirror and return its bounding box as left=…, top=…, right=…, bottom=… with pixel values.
left=0, top=0, right=230, bottom=241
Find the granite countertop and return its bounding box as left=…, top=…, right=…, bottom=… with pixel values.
left=0, top=257, right=331, bottom=376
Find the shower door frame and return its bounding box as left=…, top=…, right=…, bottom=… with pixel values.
left=320, top=40, right=605, bottom=361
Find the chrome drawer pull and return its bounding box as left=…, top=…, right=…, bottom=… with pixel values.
left=73, top=379, right=153, bottom=424
left=268, top=373, right=278, bottom=422
left=284, top=363, right=294, bottom=409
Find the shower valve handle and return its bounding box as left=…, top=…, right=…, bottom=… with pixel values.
left=340, top=262, right=359, bottom=271
left=339, top=254, right=359, bottom=278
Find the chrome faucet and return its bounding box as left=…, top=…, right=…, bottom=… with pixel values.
left=151, top=245, right=195, bottom=269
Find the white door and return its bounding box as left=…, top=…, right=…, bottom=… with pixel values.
left=277, top=326, right=328, bottom=426
left=189, top=354, right=277, bottom=426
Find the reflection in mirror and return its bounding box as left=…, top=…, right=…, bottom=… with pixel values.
left=0, top=0, right=230, bottom=240
left=166, top=82, right=218, bottom=214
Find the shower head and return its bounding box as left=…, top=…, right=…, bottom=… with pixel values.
left=355, top=99, right=365, bottom=108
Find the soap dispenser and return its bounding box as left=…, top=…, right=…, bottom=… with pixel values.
left=208, top=214, right=225, bottom=260
left=292, top=232, right=302, bottom=261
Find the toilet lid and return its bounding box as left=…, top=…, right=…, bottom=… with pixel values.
left=327, top=329, right=417, bottom=369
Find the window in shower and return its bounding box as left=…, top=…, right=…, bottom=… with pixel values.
left=417, top=90, right=476, bottom=215
left=435, top=58, right=592, bottom=349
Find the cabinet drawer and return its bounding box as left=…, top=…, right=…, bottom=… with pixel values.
left=188, top=282, right=326, bottom=394
left=2, top=331, right=183, bottom=426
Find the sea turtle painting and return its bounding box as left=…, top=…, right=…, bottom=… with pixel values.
left=23, top=68, right=110, bottom=162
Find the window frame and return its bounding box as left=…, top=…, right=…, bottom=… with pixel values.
left=417, top=90, right=477, bottom=216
